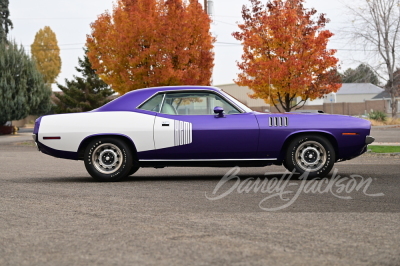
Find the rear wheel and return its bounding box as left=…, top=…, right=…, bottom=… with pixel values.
left=284, top=135, right=335, bottom=178
left=84, top=138, right=133, bottom=182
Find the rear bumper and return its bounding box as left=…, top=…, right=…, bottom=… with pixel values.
left=32, top=134, right=38, bottom=151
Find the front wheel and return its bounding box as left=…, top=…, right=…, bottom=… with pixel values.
left=284, top=135, right=335, bottom=178
left=128, top=164, right=140, bottom=176
left=84, top=138, right=133, bottom=182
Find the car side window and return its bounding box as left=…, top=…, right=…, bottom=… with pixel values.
left=161, top=92, right=240, bottom=115
left=138, top=94, right=164, bottom=112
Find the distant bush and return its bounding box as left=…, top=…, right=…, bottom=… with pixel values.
left=368, top=110, right=387, bottom=122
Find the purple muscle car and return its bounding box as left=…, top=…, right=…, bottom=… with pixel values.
left=33, top=86, right=374, bottom=181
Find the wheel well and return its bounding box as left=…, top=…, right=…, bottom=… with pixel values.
left=77, top=135, right=138, bottom=160
left=279, top=132, right=338, bottom=163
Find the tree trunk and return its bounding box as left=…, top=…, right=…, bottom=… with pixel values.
left=391, top=93, right=398, bottom=118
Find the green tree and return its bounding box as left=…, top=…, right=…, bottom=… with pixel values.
left=341, top=64, right=379, bottom=85
left=0, top=0, right=12, bottom=43
left=0, top=40, right=51, bottom=125
left=31, top=26, right=61, bottom=84
left=54, top=51, right=114, bottom=113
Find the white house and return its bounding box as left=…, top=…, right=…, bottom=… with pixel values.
left=372, top=91, right=400, bottom=114
left=216, top=83, right=386, bottom=113
left=304, top=83, right=384, bottom=105
left=216, top=83, right=270, bottom=110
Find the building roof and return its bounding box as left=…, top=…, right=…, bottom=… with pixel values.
left=336, top=83, right=383, bottom=95
left=372, top=90, right=400, bottom=99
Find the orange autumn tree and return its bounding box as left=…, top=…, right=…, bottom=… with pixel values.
left=86, top=0, right=214, bottom=95
left=233, top=0, right=341, bottom=112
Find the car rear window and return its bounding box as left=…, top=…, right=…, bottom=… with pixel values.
left=138, top=94, right=164, bottom=112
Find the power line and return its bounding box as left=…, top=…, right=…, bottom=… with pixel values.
left=12, top=17, right=93, bottom=20
left=213, top=20, right=238, bottom=26
left=26, top=48, right=83, bottom=51
left=214, top=42, right=380, bottom=51
left=25, top=43, right=85, bottom=47
left=22, top=41, right=383, bottom=53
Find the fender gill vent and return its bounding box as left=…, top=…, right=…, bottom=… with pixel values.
left=269, top=116, right=288, bottom=127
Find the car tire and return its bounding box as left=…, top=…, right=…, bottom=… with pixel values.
left=284, top=134, right=335, bottom=178
left=84, top=137, right=133, bottom=182
left=128, top=164, right=140, bottom=176
left=282, top=160, right=289, bottom=170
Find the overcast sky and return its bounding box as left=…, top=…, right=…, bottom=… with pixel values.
left=9, top=0, right=367, bottom=90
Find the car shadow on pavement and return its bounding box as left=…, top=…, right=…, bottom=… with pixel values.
left=11, top=173, right=291, bottom=183
left=6, top=176, right=95, bottom=183
left=123, top=173, right=290, bottom=182
left=11, top=170, right=353, bottom=183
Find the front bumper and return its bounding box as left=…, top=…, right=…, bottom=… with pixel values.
left=366, top=135, right=375, bottom=145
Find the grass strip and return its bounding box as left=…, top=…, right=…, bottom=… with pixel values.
left=368, top=145, right=400, bottom=153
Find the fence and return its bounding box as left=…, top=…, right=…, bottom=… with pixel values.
left=252, top=100, right=387, bottom=115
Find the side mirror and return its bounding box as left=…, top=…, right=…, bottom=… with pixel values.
left=213, top=106, right=225, bottom=118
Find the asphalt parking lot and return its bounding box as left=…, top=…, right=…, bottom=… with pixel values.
left=0, top=127, right=399, bottom=265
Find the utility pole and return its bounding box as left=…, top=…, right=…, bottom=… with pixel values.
left=203, top=0, right=213, bottom=16
left=268, top=73, right=272, bottom=113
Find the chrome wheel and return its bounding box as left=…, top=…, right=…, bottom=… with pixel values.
left=295, top=140, right=326, bottom=172
left=92, top=143, right=123, bottom=174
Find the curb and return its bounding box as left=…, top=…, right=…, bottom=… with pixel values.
left=371, top=142, right=400, bottom=146
left=364, top=152, right=400, bottom=157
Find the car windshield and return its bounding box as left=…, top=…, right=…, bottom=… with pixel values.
left=220, top=89, right=253, bottom=113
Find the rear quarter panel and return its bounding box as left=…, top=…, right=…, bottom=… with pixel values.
left=38, top=111, right=155, bottom=153
left=255, top=113, right=371, bottom=161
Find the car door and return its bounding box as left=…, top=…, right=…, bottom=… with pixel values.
left=151, top=91, right=260, bottom=160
